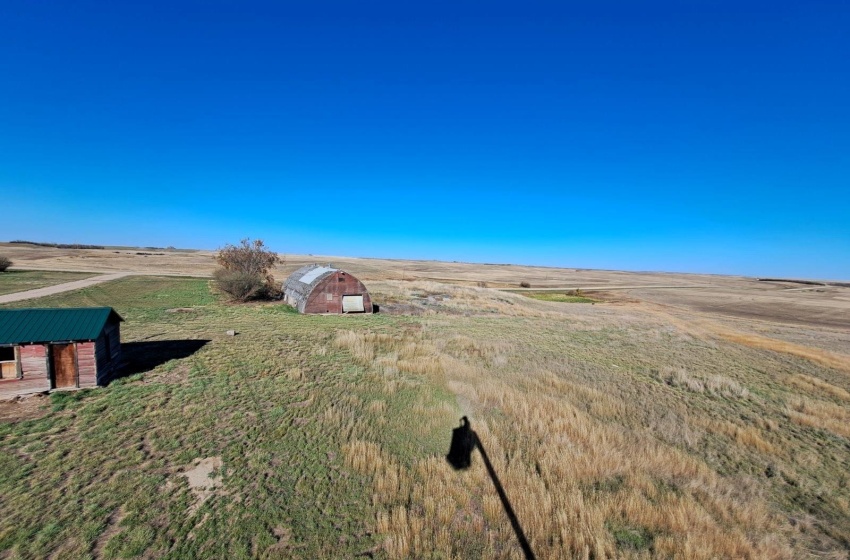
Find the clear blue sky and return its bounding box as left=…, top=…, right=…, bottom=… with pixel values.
left=1, top=1, right=848, bottom=279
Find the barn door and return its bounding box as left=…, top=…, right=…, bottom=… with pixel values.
left=342, top=295, right=365, bottom=313
left=51, top=344, right=78, bottom=388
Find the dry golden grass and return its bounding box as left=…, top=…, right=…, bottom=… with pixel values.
left=700, top=419, right=777, bottom=454
left=282, top=281, right=850, bottom=558
left=323, top=282, right=850, bottom=558
left=786, top=373, right=850, bottom=401
left=10, top=241, right=849, bottom=331
left=715, top=329, right=850, bottom=373
left=3, top=250, right=850, bottom=558
left=654, top=367, right=751, bottom=398
left=786, top=396, right=850, bottom=439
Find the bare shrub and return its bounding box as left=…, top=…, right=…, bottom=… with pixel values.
left=520, top=281, right=531, bottom=288
left=0, top=256, right=11, bottom=272
left=213, top=269, right=266, bottom=302
left=214, top=238, right=281, bottom=301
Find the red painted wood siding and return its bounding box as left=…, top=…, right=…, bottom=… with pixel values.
left=0, top=318, right=122, bottom=398
left=20, top=344, right=48, bottom=379
left=77, top=342, right=97, bottom=388
left=0, top=344, right=51, bottom=398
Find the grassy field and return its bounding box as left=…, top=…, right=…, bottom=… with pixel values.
left=1, top=276, right=849, bottom=558
left=0, top=270, right=98, bottom=296
left=520, top=291, right=597, bottom=304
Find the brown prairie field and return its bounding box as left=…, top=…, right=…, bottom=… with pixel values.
left=1, top=243, right=849, bottom=559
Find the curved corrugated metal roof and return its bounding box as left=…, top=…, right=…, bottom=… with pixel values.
left=283, top=264, right=337, bottom=290
left=298, top=265, right=337, bottom=284
left=0, top=307, right=123, bottom=345
left=282, top=264, right=341, bottom=312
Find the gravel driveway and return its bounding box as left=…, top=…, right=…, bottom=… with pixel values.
left=0, top=272, right=133, bottom=304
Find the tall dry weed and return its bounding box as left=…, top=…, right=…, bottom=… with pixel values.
left=654, top=367, right=750, bottom=398
left=786, top=396, right=850, bottom=438
left=786, top=373, right=850, bottom=401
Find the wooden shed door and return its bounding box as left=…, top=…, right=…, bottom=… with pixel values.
left=51, top=344, right=77, bottom=388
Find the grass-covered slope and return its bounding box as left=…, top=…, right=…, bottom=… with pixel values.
left=0, top=277, right=455, bottom=559
left=1, top=276, right=849, bottom=558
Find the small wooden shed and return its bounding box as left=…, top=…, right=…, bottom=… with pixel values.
left=282, top=264, right=373, bottom=314
left=0, top=307, right=123, bottom=399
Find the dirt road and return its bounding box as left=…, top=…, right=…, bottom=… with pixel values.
left=0, top=272, right=132, bottom=304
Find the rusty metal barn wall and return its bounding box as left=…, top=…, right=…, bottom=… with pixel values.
left=303, top=271, right=373, bottom=314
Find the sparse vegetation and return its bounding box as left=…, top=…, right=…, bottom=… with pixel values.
left=8, top=240, right=105, bottom=249
left=214, top=238, right=282, bottom=301
left=524, top=291, right=596, bottom=303
left=0, top=272, right=848, bottom=558
left=0, top=256, right=11, bottom=272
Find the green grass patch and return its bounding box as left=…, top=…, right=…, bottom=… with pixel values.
left=0, top=276, right=457, bottom=558
left=2, top=274, right=848, bottom=557
left=0, top=269, right=99, bottom=296
left=607, top=522, right=654, bottom=551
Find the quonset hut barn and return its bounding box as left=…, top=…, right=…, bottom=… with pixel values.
left=282, top=264, right=373, bottom=314
left=0, top=307, right=123, bottom=399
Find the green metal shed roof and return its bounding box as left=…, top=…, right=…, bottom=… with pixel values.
left=0, top=307, right=123, bottom=345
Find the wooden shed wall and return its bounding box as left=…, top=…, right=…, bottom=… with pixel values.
left=95, top=322, right=121, bottom=385
left=0, top=347, right=18, bottom=379
left=21, top=344, right=49, bottom=380
left=77, top=342, right=97, bottom=388
left=303, top=272, right=373, bottom=314
left=0, top=344, right=50, bottom=399
left=0, top=319, right=121, bottom=398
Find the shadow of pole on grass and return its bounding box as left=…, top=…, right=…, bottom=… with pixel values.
left=446, top=417, right=537, bottom=560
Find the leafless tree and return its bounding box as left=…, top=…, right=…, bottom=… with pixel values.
left=214, top=239, right=282, bottom=301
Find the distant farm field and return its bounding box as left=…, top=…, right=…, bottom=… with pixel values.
left=1, top=265, right=849, bottom=558
left=0, top=270, right=98, bottom=296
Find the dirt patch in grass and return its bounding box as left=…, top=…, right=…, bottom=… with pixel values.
left=92, top=507, right=126, bottom=559
left=266, top=525, right=292, bottom=554
left=0, top=393, right=50, bottom=423
left=181, top=457, right=224, bottom=514
left=379, top=302, right=427, bottom=315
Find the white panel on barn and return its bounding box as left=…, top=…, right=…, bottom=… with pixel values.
left=342, top=295, right=365, bottom=313
left=299, top=266, right=336, bottom=284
